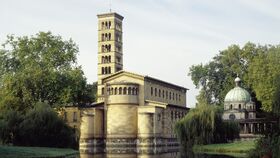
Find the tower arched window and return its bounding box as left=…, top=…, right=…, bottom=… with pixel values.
left=102, top=67, right=104, bottom=74
left=108, top=33, right=111, bottom=40
left=108, top=21, right=111, bottom=29
left=239, top=104, right=241, bottom=109
left=101, top=22, right=104, bottom=29
left=105, top=21, right=108, bottom=29
left=166, top=91, right=168, bottom=99
left=102, top=56, right=105, bottom=63
left=108, top=56, right=111, bottom=62
left=123, top=87, right=127, bottom=95
left=102, top=45, right=105, bottom=52
left=101, top=34, right=104, bottom=41
left=230, top=104, right=233, bottom=110
left=155, top=88, right=157, bottom=97
left=108, top=67, right=111, bottom=74
left=169, top=92, right=172, bottom=100
left=119, top=87, right=122, bottom=95
left=114, top=87, right=118, bottom=95
left=151, top=87, right=153, bottom=96
left=105, top=67, right=108, bottom=74
left=173, top=93, right=175, bottom=100
left=159, top=89, right=161, bottom=97
left=176, top=94, right=178, bottom=101
left=163, top=90, right=165, bottom=98
left=108, top=45, right=111, bottom=52
left=128, top=87, right=131, bottom=95
left=105, top=56, right=108, bottom=63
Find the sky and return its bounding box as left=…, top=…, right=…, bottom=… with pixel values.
left=1, top=0, right=280, bottom=107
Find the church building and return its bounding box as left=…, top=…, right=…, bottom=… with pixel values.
left=79, top=12, right=189, bottom=151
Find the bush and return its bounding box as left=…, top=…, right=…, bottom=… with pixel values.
left=0, top=102, right=77, bottom=148
left=175, top=104, right=239, bottom=148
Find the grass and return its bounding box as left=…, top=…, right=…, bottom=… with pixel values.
left=0, top=146, right=79, bottom=158
left=193, top=140, right=256, bottom=157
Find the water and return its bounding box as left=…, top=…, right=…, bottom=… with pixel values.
left=75, top=147, right=240, bottom=158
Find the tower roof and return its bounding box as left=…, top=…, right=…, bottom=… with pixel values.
left=97, top=12, right=124, bottom=20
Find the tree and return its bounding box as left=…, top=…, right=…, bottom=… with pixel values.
left=189, top=42, right=266, bottom=106
left=175, top=104, right=239, bottom=148
left=248, top=47, right=280, bottom=114
left=0, top=32, right=88, bottom=111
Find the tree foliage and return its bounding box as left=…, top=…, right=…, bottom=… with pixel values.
left=0, top=102, right=76, bottom=148
left=175, top=104, right=239, bottom=148
left=189, top=42, right=280, bottom=114
left=0, top=32, right=96, bottom=111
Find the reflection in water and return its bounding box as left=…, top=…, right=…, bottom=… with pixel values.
left=79, top=147, right=236, bottom=158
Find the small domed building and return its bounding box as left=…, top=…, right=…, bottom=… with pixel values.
left=223, top=77, right=276, bottom=136
left=223, top=77, right=256, bottom=121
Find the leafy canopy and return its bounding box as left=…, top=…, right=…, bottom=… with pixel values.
left=0, top=32, right=95, bottom=111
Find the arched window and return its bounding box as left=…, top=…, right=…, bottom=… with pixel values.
left=163, top=90, right=165, bottom=98
left=108, top=67, right=111, bottom=74
left=102, top=45, right=105, bottom=52
left=169, top=92, right=172, bottom=100
left=166, top=91, right=168, bottom=99
left=108, top=33, right=111, bottom=40
left=119, top=87, right=122, bottom=95
left=114, top=87, right=118, bottom=95
left=132, top=88, right=135, bottom=95
left=239, top=104, right=241, bottom=109
left=101, top=34, right=104, bottom=41
left=151, top=87, right=153, bottom=96
left=108, top=56, right=111, bottom=62
left=105, top=67, right=108, bottom=74
left=105, top=56, right=108, bottom=63
left=105, top=21, right=108, bottom=29
left=230, top=104, right=233, bottom=110
left=102, top=67, right=104, bottom=74
left=101, top=56, right=104, bottom=63
left=155, top=88, right=157, bottom=96
left=135, top=88, right=138, bottom=95
left=176, top=94, right=178, bottom=101
left=179, top=95, right=181, bottom=101
left=110, top=88, right=113, bottom=95
left=108, top=45, right=111, bottom=52
left=123, top=87, right=127, bottom=95
left=108, top=21, right=111, bottom=28
left=101, top=22, right=104, bottom=29
left=159, top=89, right=161, bottom=97
left=101, top=88, right=104, bottom=95
left=128, top=87, right=131, bottom=95
left=173, top=93, right=175, bottom=100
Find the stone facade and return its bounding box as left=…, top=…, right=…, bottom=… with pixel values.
left=79, top=12, right=189, bottom=151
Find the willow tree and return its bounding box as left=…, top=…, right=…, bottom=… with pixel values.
left=175, top=104, right=239, bottom=148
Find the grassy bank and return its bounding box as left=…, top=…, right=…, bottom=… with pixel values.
left=193, top=140, right=256, bottom=157
left=0, top=146, right=79, bottom=158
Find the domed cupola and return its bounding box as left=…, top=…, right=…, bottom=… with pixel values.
left=224, top=77, right=251, bottom=103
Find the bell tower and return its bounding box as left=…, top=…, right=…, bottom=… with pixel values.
left=97, top=13, right=124, bottom=102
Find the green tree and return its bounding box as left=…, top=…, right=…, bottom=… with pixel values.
left=248, top=47, right=280, bottom=113
left=189, top=42, right=266, bottom=106
left=0, top=32, right=88, bottom=111
left=175, top=104, right=239, bottom=148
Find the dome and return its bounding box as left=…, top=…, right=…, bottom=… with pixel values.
left=224, top=77, right=251, bottom=102
left=224, top=87, right=251, bottom=102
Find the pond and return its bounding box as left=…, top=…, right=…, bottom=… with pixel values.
left=76, top=147, right=241, bottom=158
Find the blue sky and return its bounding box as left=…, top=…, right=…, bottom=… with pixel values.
left=1, top=0, right=280, bottom=107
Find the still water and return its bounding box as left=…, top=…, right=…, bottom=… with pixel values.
left=76, top=147, right=239, bottom=158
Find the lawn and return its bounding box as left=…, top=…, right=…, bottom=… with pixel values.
left=193, top=140, right=256, bottom=157
left=0, top=146, right=79, bottom=158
